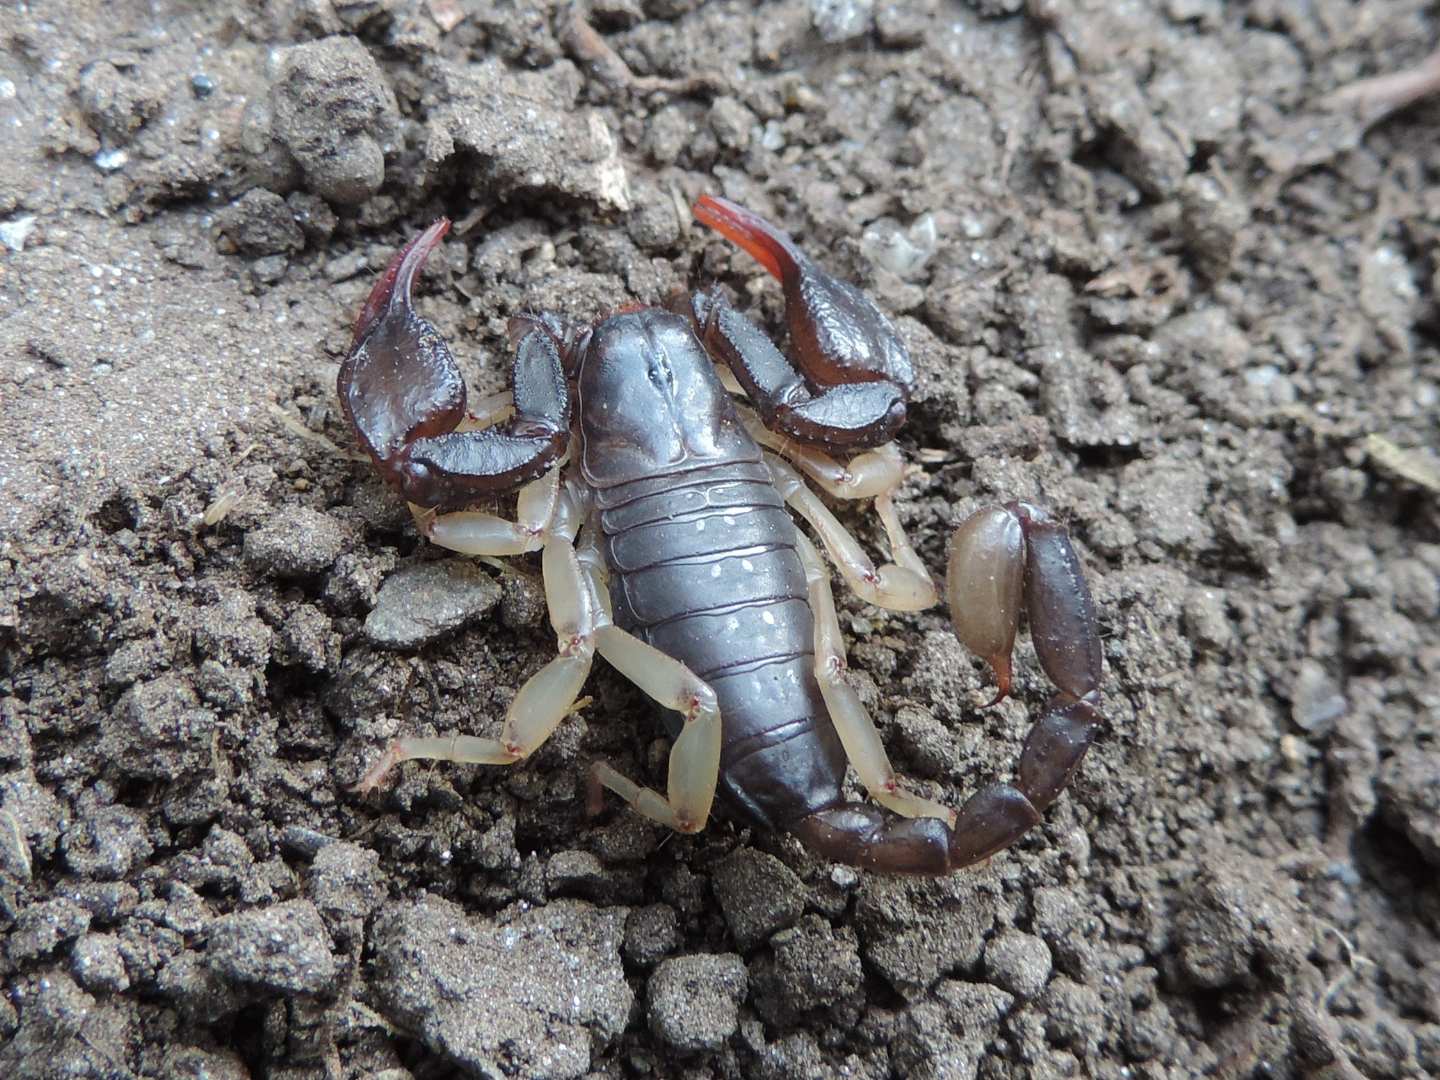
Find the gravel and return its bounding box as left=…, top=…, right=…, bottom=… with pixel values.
left=982, top=929, right=1053, bottom=1001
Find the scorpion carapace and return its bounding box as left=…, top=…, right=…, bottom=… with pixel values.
left=342, top=197, right=1105, bottom=875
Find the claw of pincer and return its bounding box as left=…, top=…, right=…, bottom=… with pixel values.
left=338, top=219, right=466, bottom=490
left=691, top=194, right=915, bottom=394
left=351, top=218, right=451, bottom=349
left=946, top=502, right=1102, bottom=706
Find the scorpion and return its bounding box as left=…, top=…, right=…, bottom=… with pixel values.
left=342, top=195, right=1103, bottom=875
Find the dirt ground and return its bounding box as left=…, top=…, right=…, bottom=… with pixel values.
left=2, top=1, right=1438, bottom=1077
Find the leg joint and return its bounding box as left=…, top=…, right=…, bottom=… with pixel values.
left=558, top=632, right=595, bottom=660
left=685, top=684, right=718, bottom=721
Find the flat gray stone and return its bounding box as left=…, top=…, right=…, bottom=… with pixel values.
left=363, top=560, right=502, bottom=649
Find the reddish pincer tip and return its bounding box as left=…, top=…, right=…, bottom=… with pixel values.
left=692, top=194, right=800, bottom=285
left=351, top=218, right=452, bottom=348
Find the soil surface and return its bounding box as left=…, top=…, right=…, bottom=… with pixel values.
left=2, top=2, right=1439, bottom=1078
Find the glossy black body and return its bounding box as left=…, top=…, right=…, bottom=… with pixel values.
left=577, top=309, right=847, bottom=829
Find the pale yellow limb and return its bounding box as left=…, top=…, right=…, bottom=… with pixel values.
left=796, top=532, right=954, bottom=825
left=354, top=532, right=595, bottom=792
left=422, top=462, right=577, bottom=556
left=574, top=523, right=614, bottom=624
left=874, top=491, right=933, bottom=590
left=715, top=363, right=745, bottom=395
left=588, top=625, right=722, bottom=833
left=766, top=453, right=937, bottom=612
left=466, top=390, right=514, bottom=430
left=738, top=407, right=904, bottom=500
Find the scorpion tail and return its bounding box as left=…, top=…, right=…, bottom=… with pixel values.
left=791, top=691, right=1101, bottom=875
left=789, top=782, right=1043, bottom=876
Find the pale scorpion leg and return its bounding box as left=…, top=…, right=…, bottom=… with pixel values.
left=796, top=532, right=954, bottom=824
left=353, top=487, right=595, bottom=792
left=740, top=414, right=930, bottom=611
left=468, top=388, right=515, bottom=429
left=767, top=453, right=937, bottom=612
left=737, top=406, right=904, bottom=500
left=421, top=458, right=577, bottom=557
left=586, top=626, right=722, bottom=835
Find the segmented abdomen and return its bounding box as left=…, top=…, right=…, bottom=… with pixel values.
left=596, top=460, right=847, bottom=829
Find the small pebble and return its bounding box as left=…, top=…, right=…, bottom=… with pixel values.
left=753, top=916, right=863, bottom=1022
left=71, top=932, right=130, bottom=994
left=545, top=850, right=609, bottom=897
left=307, top=841, right=386, bottom=927
left=624, top=904, right=681, bottom=968
left=811, top=0, right=874, bottom=42
left=983, top=930, right=1053, bottom=1000
left=363, top=560, right=502, bottom=649
left=59, top=882, right=138, bottom=925
left=0, top=214, right=37, bottom=253
left=243, top=506, right=348, bottom=578
left=270, top=37, right=398, bottom=205
left=9, top=897, right=92, bottom=964
left=205, top=899, right=336, bottom=995
left=647, top=953, right=748, bottom=1052
left=94, top=148, right=129, bottom=172
left=216, top=189, right=304, bottom=257
left=1182, top=588, right=1232, bottom=654
left=1290, top=660, right=1346, bottom=734
left=499, top=571, right=547, bottom=629
left=862, top=214, right=938, bottom=280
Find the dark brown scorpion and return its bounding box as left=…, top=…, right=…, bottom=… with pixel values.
left=342, top=195, right=1104, bottom=875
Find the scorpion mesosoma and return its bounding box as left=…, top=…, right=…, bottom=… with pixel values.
left=342, top=195, right=1103, bottom=875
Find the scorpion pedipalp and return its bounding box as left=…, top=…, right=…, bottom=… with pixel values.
left=678, top=195, right=913, bottom=451
left=692, top=194, right=914, bottom=392
left=338, top=220, right=571, bottom=510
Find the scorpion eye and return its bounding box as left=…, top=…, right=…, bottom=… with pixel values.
left=646, top=350, right=676, bottom=396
